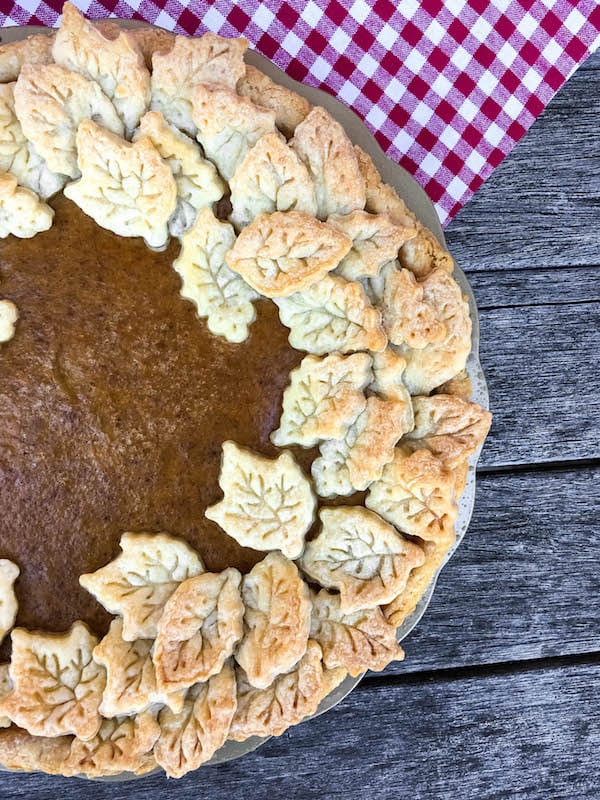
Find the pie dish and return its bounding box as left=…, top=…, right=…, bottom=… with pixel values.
left=0, top=6, right=491, bottom=780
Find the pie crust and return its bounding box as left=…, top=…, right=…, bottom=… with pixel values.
left=0, top=5, right=491, bottom=779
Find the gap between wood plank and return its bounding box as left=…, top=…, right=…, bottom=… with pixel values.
left=477, top=457, right=600, bottom=477
left=360, top=650, right=600, bottom=690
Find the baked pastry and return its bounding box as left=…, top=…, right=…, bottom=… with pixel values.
left=0, top=5, right=491, bottom=779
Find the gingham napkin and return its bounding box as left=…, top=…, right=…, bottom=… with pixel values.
left=2, top=1, right=599, bottom=225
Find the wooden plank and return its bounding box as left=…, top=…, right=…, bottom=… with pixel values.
left=2, top=658, right=599, bottom=799
left=468, top=265, right=600, bottom=309
left=477, top=300, right=600, bottom=468
left=446, top=49, right=600, bottom=273
left=386, top=466, right=600, bottom=674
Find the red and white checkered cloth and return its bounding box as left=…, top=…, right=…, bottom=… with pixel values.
left=2, top=1, right=599, bottom=225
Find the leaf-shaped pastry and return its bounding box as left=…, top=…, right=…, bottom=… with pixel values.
left=381, top=264, right=447, bottom=348
left=0, top=559, right=18, bottom=645
left=237, top=65, right=311, bottom=137
left=355, top=144, right=453, bottom=279
left=154, top=661, right=237, bottom=779
left=291, top=107, right=366, bottom=219
left=80, top=531, right=204, bottom=641
left=153, top=569, right=244, bottom=693
left=0, top=171, right=53, bottom=239
left=0, top=83, right=66, bottom=199
left=0, top=728, right=71, bottom=775
left=405, top=395, right=492, bottom=469
left=276, top=274, right=387, bottom=354
left=64, top=120, right=177, bottom=249
left=310, top=589, right=404, bottom=676
left=235, top=552, right=311, bottom=689
left=226, top=211, right=351, bottom=297
left=173, top=206, right=258, bottom=343
left=395, top=269, right=472, bottom=394
left=435, top=368, right=472, bottom=401
left=151, top=33, right=248, bottom=135
left=93, top=619, right=184, bottom=717
left=312, top=396, right=412, bottom=496
left=229, top=132, right=317, bottom=229
left=130, top=27, right=175, bottom=70
left=301, top=507, right=424, bottom=612
left=271, top=352, right=372, bottom=447
left=328, top=210, right=415, bottom=281
left=206, top=442, right=315, bottom=560
left=193, top=84, right=276, bottom=180
left=0, top=622, right=106, bottom=739
left=53, top=3, right=150, bottom=135
left=370, top=348, right=415, bottom=411
left=14, top=63, right=124, bottom=179
left=383, top=537, right=454, bottom=628
left=136, top=111, right=224, bottom=237
left=0, top=300, right=18, bottom=343
left=366, top=448, right=458, bottom=543
left=0, top=664, right=12, bottom=728
left=65, top=711, right=160, bottom=777
left=0, top=33, right=54, bottom=82
left=229, top=640, right=325, bottom=741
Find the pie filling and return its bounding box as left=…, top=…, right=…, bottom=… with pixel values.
left=0, top=4, right=492, bottom=780
left=0, top=195, right=304, bottom=651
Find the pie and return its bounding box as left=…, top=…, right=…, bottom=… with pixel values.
left=0, top=5, right=491, bottom=780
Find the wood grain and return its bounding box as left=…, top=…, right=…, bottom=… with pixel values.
left=2, top=658, right=599, bottom=800
left=446, top=49, right=600, bottom=273
left=477, top=300, right=600, bottom=468
left=387, top=466, right=600, bottom=674
left=468, top=266, right=600, bottom=309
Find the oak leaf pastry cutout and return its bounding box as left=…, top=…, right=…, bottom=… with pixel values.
left=14, top=63, right=124, bottom=179
left=154, top=661, right=237, bottom=779
left=396, top=268, right=472, bottom=395
left=80, top=531, right=204, bottom=641
left=276, top=274, right=387, bottom=354
left=383, top=538, right=453, bottom=629
left=0, top=171, right=53, bottom=238
left=235, top=552, right=311, bottom=689
left=64, top=711, right=160, bottom=778
left=206, top=442, right=316, bottom=560
left=301, top=507, right=424, bottom=612
left=237, top=66, right=311, bottom=137
left=226, top=211, right=352, bottom=297
left=0, top=559, right=18, bottom=645
left=193, top=83, right=276, bottom=180
left=311, top=395, right=413, bottom=496
left=64, top=119, right=177, bottom=249
left=151, top=33, right=248, bottom=135
left=229, top=132, right=317, bottom=229
left=381, top=264, right=448, bottom=348
left=271, top=352, right=372, bottom=447
left=354, top=144, right=453, bottom=279
left=310, top=589, right=405, bottom=676
left=229, top=639, right=326, bottom=741
left=135, top=111, right=224, bottom=237
left=0, top=83, right=66, bottom=199
left=291, top=107, right=366, bottom=219
left=93, top=619, right=185, bottom=718
left=405, top=395, right=492, bottom=469
left=0, top=622, right=106, bottom=740
left=53, top=3, right=150, bottom=136
left=370, top=348, right=415, bottom=410
left=366, top=448, right=458, bottom=543
left=0, top=664, right=11, bottom=728
left=328, top=210, right=416, bottom=281
left=173, top=206, right=258, bottom=343
left=153, top=569, right=244, bottom=693
left=0, top=33, right=54, bottom=83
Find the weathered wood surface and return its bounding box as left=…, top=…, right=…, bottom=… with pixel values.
left=446, top=49, right=600, bottom=273
left=3, top=659, right=600, bottom=800
left=1, top=37, right=599, bottom=800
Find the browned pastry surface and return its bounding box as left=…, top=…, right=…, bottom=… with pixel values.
left=0, top=194, right=304, bottom=652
